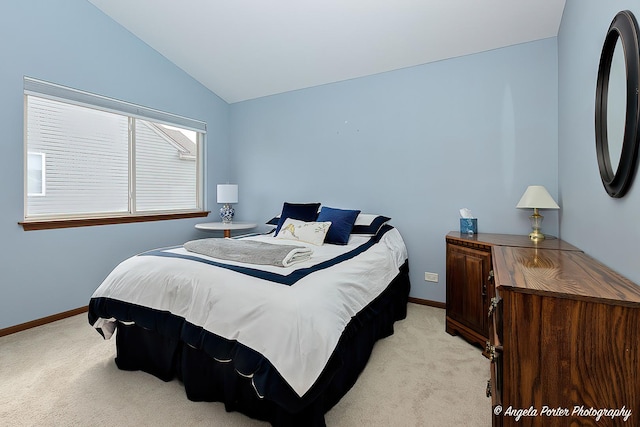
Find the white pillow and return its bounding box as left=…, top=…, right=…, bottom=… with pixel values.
left=275, top=218, right=332, bottom=246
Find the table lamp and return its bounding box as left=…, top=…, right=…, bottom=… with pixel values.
left=516, top=185, right=559, bottom=242
left=217, top=184, right=238, bottom=223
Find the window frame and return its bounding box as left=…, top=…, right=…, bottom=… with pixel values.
left=20, top=77, right=209, bottom=230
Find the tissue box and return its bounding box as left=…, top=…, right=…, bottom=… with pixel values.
left=460, top=218, right=477, bottom=234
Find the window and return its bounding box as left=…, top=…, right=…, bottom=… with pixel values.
left=27, top=152, right=45, bottom=196
left=22, top=77, right=207, bottom=229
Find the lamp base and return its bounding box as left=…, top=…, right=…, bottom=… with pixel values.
left=528, top=229, right=546, bottom=242
left=220, top=204, right=235, bottom=224
left=528, top=209, right=545, bottom=243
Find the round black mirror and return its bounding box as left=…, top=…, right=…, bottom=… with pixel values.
left=595, top=10, right=640, bottom=198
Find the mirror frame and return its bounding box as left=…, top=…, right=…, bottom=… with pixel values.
left=595, top=10, right=640, bottom=198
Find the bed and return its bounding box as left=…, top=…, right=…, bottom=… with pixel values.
left=88, top=205, right=410, bottom=427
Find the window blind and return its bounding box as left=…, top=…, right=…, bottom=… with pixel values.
left=24, top=77, right=206, bottom=133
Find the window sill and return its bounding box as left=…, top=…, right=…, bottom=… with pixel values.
left=19, top=211, right=210, bottom=231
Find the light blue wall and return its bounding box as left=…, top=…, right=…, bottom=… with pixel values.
left=0, top=1, right=229, bottom=329
left=558, top=0, right=640, bottom=285
left=230, top=39, right=559, bottom=303
left=6, top=2, right=599, bottom=329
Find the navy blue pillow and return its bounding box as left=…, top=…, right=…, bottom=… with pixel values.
left=274, top=202, right=321, bottom=236
left=316, top=207, right=361, bottom=245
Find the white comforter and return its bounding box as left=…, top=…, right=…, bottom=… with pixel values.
left=91, top=227, right=408, bottom=397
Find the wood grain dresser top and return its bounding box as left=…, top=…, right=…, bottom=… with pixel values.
left=446, top=231, right=581, bottom=251
left=492, top=245, right=640, bottom=306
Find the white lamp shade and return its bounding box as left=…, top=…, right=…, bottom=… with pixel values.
left=516, top=185, right=559, bottom=209
left=217, top=184, right=238, bottom=204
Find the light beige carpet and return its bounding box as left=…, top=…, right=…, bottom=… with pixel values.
left=0, top=304, right=491, bottom=426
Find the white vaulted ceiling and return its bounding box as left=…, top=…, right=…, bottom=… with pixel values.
left=88, top=0, right=566, bottom=103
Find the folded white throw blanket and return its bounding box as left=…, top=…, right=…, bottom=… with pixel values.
left=184, top=238, right=313, bottom=267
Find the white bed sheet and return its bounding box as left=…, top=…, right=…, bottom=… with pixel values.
left=91, top=227, right=408, bottom=397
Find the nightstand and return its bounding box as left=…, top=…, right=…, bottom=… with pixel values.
left=195, top=222, right=257, bottom=238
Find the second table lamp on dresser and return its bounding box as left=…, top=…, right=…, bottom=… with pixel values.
left=516, top=185, right=559, bottom=242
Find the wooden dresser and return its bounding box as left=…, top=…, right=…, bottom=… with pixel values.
left=445, top=232, right=579, bottom=354
left=446, top=232, right=640, bottom=426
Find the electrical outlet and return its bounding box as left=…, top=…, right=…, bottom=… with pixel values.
left=424, top=272, right=439, bottom=282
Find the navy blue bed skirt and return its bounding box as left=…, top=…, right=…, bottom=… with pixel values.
left=89, top=260, right=410, bottom=427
